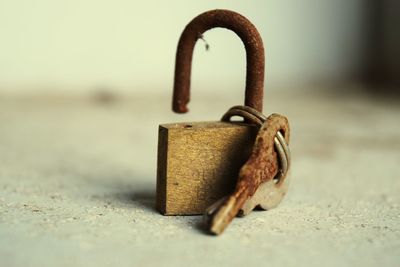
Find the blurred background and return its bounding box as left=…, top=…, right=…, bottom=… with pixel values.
left=0, top=0, right=399, bottom=96
left=1, top=1, right=399, bottom=267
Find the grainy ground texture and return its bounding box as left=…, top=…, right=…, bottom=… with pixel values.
left=0, top=86, right=399, bottom=267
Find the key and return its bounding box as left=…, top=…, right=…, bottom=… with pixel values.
left=239, top=130, right=290, bottom=216
left=204, top=106, right=290, bottom=235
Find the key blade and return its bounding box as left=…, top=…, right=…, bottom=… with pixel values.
left=204, top=195, right=246, bottom=235
left=204, top=196, right=228, bottom=222
left=205, top=197, right=236, bottom=235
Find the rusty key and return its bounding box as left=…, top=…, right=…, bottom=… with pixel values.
left=204, top=106, right=291, bottom=235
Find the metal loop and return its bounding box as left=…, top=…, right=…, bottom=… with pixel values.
left=172, top=9, right=265, bottom=113
left=221, top=105, right=267, bottom=125
left=221, top=105, right=291, bottom=181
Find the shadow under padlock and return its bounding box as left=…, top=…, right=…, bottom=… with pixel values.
left=156, top=9, right=265, bottom=215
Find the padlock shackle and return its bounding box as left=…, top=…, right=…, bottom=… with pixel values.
left=173, top=9, right=265, bottom=113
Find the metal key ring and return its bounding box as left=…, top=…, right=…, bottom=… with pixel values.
left=221, top=106, right=291, bottom=181
left=221, top=105, right=266, bottom=126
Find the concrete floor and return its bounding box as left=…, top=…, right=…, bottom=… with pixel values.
left=0, top=86, right=399, bottom=267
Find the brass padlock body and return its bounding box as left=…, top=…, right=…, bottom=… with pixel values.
left=156, top=121, right=257, bottom=215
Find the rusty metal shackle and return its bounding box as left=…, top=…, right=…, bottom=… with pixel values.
left=172, top=9, right=265, bottom=113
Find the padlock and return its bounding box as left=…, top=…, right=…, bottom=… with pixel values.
left=156, top=9, right=265, bottom=215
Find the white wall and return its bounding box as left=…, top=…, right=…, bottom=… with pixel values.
left=0, top=0, right=367, bottom=94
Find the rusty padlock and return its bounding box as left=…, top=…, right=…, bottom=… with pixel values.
left=156, top=9, right=265, bottom=215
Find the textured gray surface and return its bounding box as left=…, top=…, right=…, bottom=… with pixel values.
left=0, top=87, right=399, bottom=267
